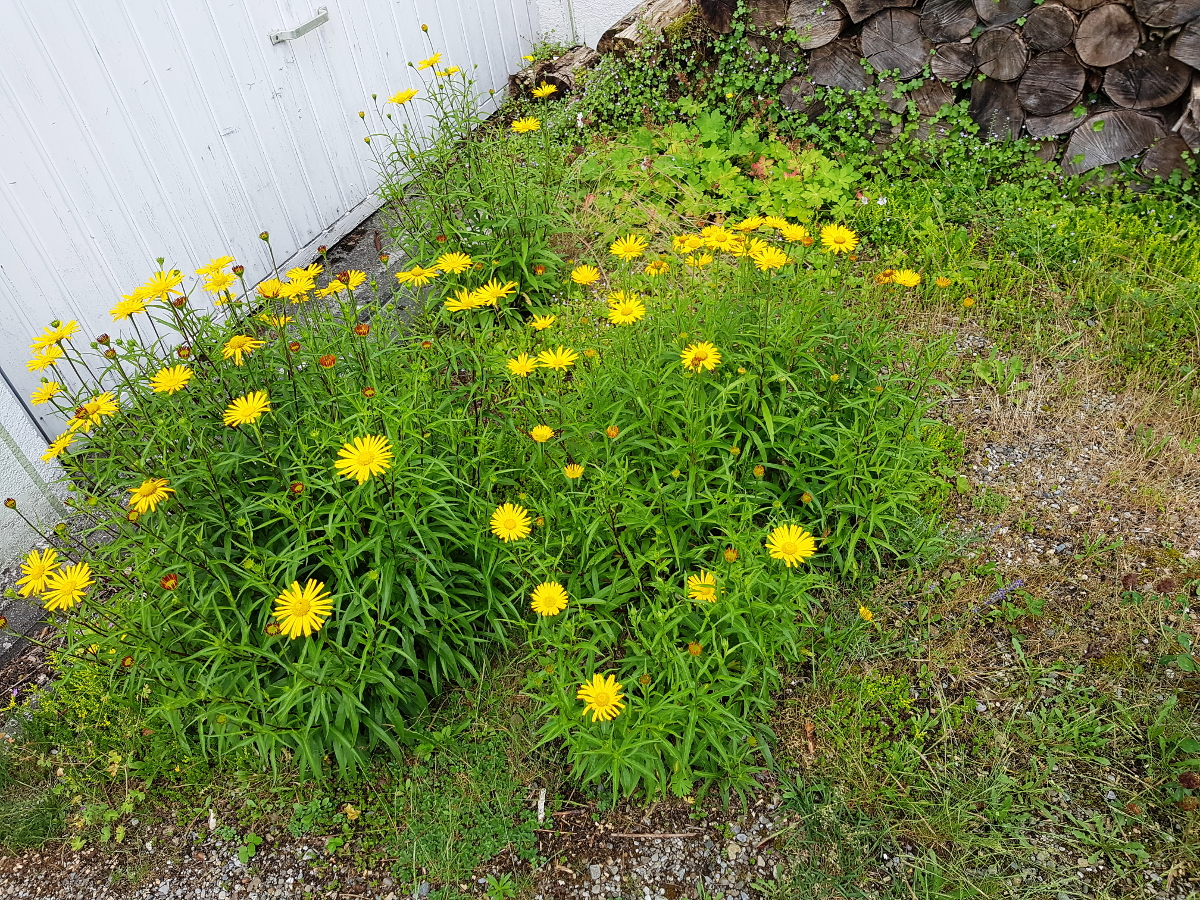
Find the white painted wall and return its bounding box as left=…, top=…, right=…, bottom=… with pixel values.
left=0, top=387, right=69, bottom=563
left=537, top=0, right=637, bottom=48
left=0, top=0, right=538, bottom=564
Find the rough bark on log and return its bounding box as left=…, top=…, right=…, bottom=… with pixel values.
left=1133, top=0, right=1200, bottom=28
left=1060, top=0, right=1108, bottom=12
left=921, top=0, right=978, bottom=40
left=786, top=0, right=847, bottom=49
left=780, top=74, right=819, bottom=110
left=974, top=0, right=1035, bottom=26
left=542, top=46, right=601, bottom=93
left=861, top=8, right=932, bottom=78
left=1104, top=51, right=1192, bottom=108
left=751, top=0, right=790, bottom=28
left=1175, top=80, right=1200, bottom=149
left=974, top=26, right=1030, bottom=80
left=1033, top=140, right=1059, bottom=160
left=1169, top=18, right=1200, bottom=69
left=809, top=38, right=874, bottom=89
left=698, top=0, right=736, bottom=33
left=1060, top=108, right=1166, bottom=173
left=911, top=78, right=958, bottom=113
left=1018, top=50, right=1086, bottom=114
left=842, top=0, right=916, bottom=25
left=1138, top=133, right=1194, bottom=176
left=1022, top=3, right=1077, bottom=50
left=598, top=2, right=648, bottom=52
left=932, top=41, right=976, bottom=80
left=1075, top=5, right=1140, bottom=67
left=969, top=76, right=1026, bottom=137
left=603, top=0, right=693, bottom=53
left=1025, top=106, right=1093, bottom=136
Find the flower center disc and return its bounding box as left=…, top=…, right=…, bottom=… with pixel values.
left=503, top=517, right=517, bottom=531
left=780, top=541, right=798, bottom=555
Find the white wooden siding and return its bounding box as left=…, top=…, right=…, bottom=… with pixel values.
left=0, top=0, right=537, bottom=439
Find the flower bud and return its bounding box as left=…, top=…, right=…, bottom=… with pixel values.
left=160, top=574, right=179, bottom=591
left=421, top=22, right=428, bottom=31
left=289, top=482, right=305, bottom=495
left=96, top=333, right=111, bottom=345
left=533, top=264, right=545, bottom=275
left=606, top=425, right=620, bottom=439
left=358, top=110, right=365, bottom=118
left=288, top=341, right=301, bottom=352
left=265, top=622, right=281, bottom=636
left=364, top=137, right=371, bottom=144
left=127, top=511, right=140, bottom=523
left=436, top=234, right=447, bottom=243
left=177, top=345, right=192, bottom=359
left=259, top=231, right=270, bottom=241
left=121, top=655, right=134, bottom=668
left=317, top=246, right=327, bottom=255
left=753, top=465, right=764, bottom=477
left=4, top=498, right=15, bottom=509
left=232, top=265, right=245, bottom=276
left=319, top=354, right=337, bottom=368
left=0, top=616, right=7, bottom=629
left=171, top=296, right=187, bottom=308
left=362, top=387, right=376, bottom=398
left=379, top=253, right=390, bottom=265
left=337, top=271, right=351, bottom=284
left=724, top=547, right=738, bottom=563
left=421, top=340, right=432, bottom=349
left=104, top=349, right=117, bottom=359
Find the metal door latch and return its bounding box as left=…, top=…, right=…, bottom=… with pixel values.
left=270, top=7, right=329, bottom=44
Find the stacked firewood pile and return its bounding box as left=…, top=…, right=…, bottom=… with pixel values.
left=526, top=0, right=1199, bottom=176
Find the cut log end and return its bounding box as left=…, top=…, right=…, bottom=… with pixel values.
left=1075, top=4, right=1140, bottom=67
left=1061, top=108, right=1166, bottom=174
left=861, top=8, right=932, bottom=79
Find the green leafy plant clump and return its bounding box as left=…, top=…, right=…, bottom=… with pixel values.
left=5, top=40, right=950, bottom=802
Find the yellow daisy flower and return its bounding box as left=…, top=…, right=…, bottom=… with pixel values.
left=731, top=216, right=764, bottom=232
left=445, top=288, right=483, bottom=312
left=395, top=265, right=441, bottom=287
left=474, top=279, right=519, bottom=306
left=530, top=314, right=556, bottom=331
left=140, top=270, right=184, bottom=301
left=388, top=88, right=418, bottom=105
left=272, top=579, right=334, bottom=639
left=29, top=321, right=79, bottom=352
left=334, top=435, right=394, bottom=484
left=577, top=673, right=625, bottom=723
left=68, top=393, right=118, bottom=433
left=672, top=234, right=704, bottom=253
left=490, top=502, right=532, bottom=542
left=681, top=341, right=720, bottom=373
left=779, top=223, right=811, bottom=243
left=820, top=224, right=858, bottom=254
left=434, top=252, right=473, bottom=274
left=221, top=335, right=266, bottom=365
left=684, top=253, right=713, bottom=268
left=417, top=52, right=442, bottom=70
left=761, top=215, right=790, bottom=230
left=563, top=463, right=584, bottom=479
left=16, top=548, right=59, bottom=598
left=530, top=581, right=568, bottom=616
left=511, top=116, right=540, bottom=134
left=686, top=571, right=717, bottom=603
left=935, top=276, right=952, bottom=288
left=607, top=295, right=646, bottom=326
left=892, top=269, right=921, bottom=287
left=30, top=382, right=62, bottom=406
left=609, top=234, right=648, bottom=262
left=766, top=524, right=817, bottom=567
left=644, top=260, right=669, bottom=276
left=196, top=256, right=234, bottom=277
left=506, top=353, right=539, bottom=377
left=204, top=272, right=237, bottom=295
left=27, top=346, right=64, bottom=372
left=223, top=390, right=271, bottom=427
left=537, top=346, right=579, bottom=371
left=149, top=365, right=193, bottom=395
left=570, top=264, right=601, bottom=285
left=128, top=478, right=174, bottom=514
left=750, top=246, right=791, bottom=271
left=531, top=81, right=558, bottom=99
left=42, top=561, right=93, bottom=612
left=530, top=425, right=555, bottom=443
